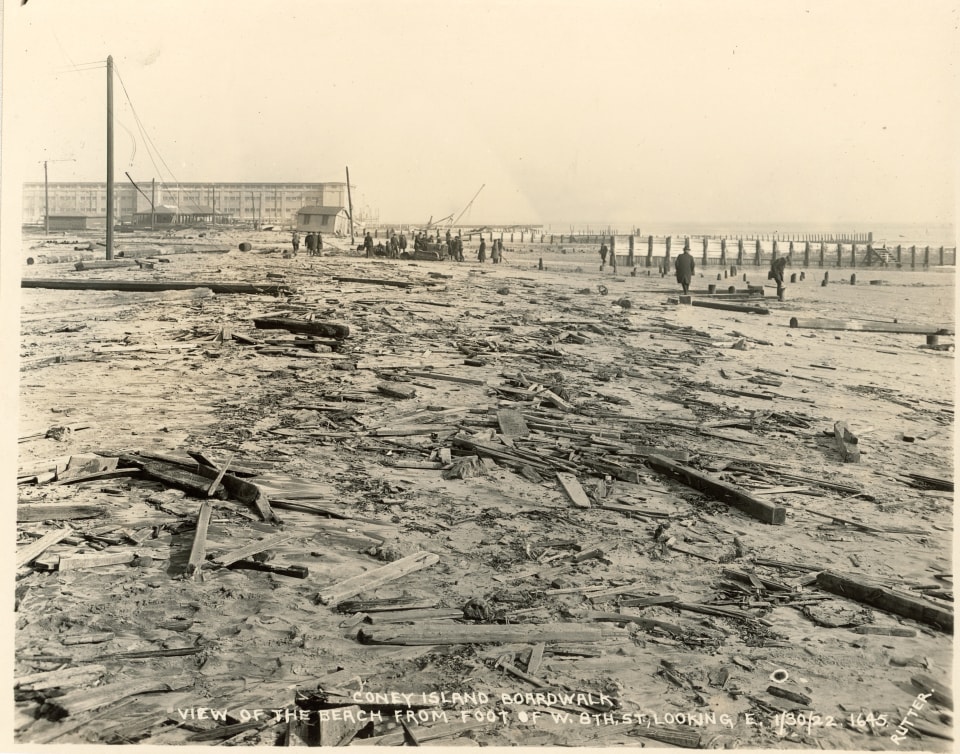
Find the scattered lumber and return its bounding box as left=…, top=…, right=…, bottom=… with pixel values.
left=767, top=686, right=812, bottom=706
left=365, top=608, right=464, bottom=623
left=337, top=597, right=439, bottom=613
left=16, top=529, right=71, bottom=568
left=632, top=727, right=702, bottom=748
left=190, top=463, right=280, bottom=523
left=377, top=383, right=417, bottom=400
left=911, top=673, right=952, bottom=709
left=404, top=370, right=486, bottom=386
left=58, top=551, right=135, bottom=571
left=691, top=300, right=770, bottom=314
left=789, top=317, right=954, bottom=335
left=51, top=468, right=140, bottom=486
left=74, top=260, right=138, bottom=271
left=124, top=455, right=228, bottom=500
left=186, top=501, right=214, bottom=579
left=252, top=317, right=350, bottom=339
left=317, top=551, right=440, bottom=605
left=211, top=532, right=294, bottom=567
left=903, top=473, right=953, bottom=491
left=22, top=278, right=289, bottom=295
left=41, top=676, right=193, bottom=721
left=18, top=504, right=104, bottom=523
left=333, top=275, right=413, bottom=288
left=556, top=472, right=592, bottom=509
left=646, top=454, right=786, bottom=525
left=497, top=409, right=530, bottom=439
left=358, top=623, right=606, bottom=645
left=360, top=719, right=490, bottom=746
left=584, top=610, right=686, bottom=636
left=834, top=421, right=861, bottom=462
left=227, top=560, right=309, bottom=578
left=815, top=571, right=953, bottom=633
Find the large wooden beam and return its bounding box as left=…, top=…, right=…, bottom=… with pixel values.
left=789, top=317, right=954, bottom=335
left=816, top=570, right=953, bottom=633
left=690, top=300, right=770, bottom=314
left=834, top=421, right=860, bottom=462
left=252, top=317, right=350, bottom=340
left=22, top=278, right=290, bottom=295
left=186, top=501, right=214, bottom=579
left=16, top=529, right=71, bottom=568
left=646, top=454, right=786, bottom=524
left=358, top=622, right=606, bottom=645
left=332, top=276, right=413, bottom=288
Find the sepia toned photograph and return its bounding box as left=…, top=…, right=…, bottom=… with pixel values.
left=2, top=0, right=956, bottom=749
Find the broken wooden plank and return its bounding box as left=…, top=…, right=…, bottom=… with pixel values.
left=190, top=463, right=280, bottom=523
left=41, top=676, right=193, bottom=721
left=22, top=278, right=289, bottom=295
left=57, top=551, right=135, bottom=571
left=206, top=452, right=235, bottom=497
left=18, top=504, right=105, bottom=523
left=497, top=409, right=530, bottom=439
left=358, top=622, right=606, bottom=645
left=186, top=501, right=214, bottom=579
left=51, top=468, right=140, bottom=486
left=911, top=674, right=952, bottom=709
left=253, top=316, right=350, bottom=339
left=15, top=665, right=107, bottom=692
left=372, top=425, right=454, bottom=437
left=317, top=551, right=440, bottom=605
left=211, top=532, right=294, bottom=568
left=128, top=456, right=228, bottom=500
left=646, top=454, right=786, bottom=525
left=556, top=472, right=592, bottom=509
left=337, top=597, right=439, bottom=614
left=527, top=642, right=546, bottom=676
left=618, top=595, right=680, bottom=608
left=377, top=382, right=418, bottom=400
left=584, top=610, right=686, bottom=636
left=815, top=571, right=953, bottom=632
left=834, top=421, right=861, bottom=463
left=74, top=259, right=139, bottom=271
left=691, top=300, right=770, bottom=314
left=789, top=317, right=954, bottom=335
left=16, top=529, right=71, bottom=568
left=365, top=608, right=464, bottom=623
left=333, top=275, right=413, bottom=288
left=404, top=370, right=486, bottom=386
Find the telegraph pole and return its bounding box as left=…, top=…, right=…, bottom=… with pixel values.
left=40, top=158, right=75, bottom=235
left=106, top=55, right=115, bottom=259
left=345, top=166, right=355, bottom=243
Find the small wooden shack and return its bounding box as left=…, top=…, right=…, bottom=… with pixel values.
left=296, top=206, right=350, bottom=236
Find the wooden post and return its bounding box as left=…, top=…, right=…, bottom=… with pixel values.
left=803, top=241, right=810, bottom=267
left=911, top=245, right=916, bottom=269
left=647, top=235, right=653, bottom=267
left=754, top=238, right=761, bottom=266
left=106, top=55, right=115, bottom=260
left=43, top=160, right=49, bottom=235
left=628, top=234, right=635, bottom=266
left=819, top=242, right=825, bottom=267
left=664, top=236, right=672, bottom=271
left=837, top=243, right=843, bottom=268
left=924, top=246, right=930, bottom=267
left=939, top=246, right=944, bottom=266
left=720, top=238, right=727, bottom=266
left=737, top=238, right=744, bottom=265
left=896, top=244, right=902, bottom=266
left=851, top=242, right=857, bottom=268
left=702, top=236, right=708, bottom=265
left=772, top=239, right=778, bottom=259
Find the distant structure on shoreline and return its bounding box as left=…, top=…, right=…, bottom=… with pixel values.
left=22, top=181, right=372, bottom=229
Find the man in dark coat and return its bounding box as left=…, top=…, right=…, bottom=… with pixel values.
left=305, top=232, right=317, bottom=255
left=599, top=242, right=608, bottom=269
left=675, top=246, right=695, bottom=294
left=769, top=256, right=788, bottom=299
left=478, top=238, right=487, bottom=263
left=363, top=231, right=374, bottom=257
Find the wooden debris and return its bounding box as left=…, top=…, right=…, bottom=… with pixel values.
left=789, top=317, right=954, bottom=335
left=317, top=551, right=440, bottom=605
left=691, top=300, right=770, bottom=314
left=41, top=675, right=193, bottom=721
left=186, top=501, right=214, bottom=579
left=767, top=685, right=812, bottom=706
left=853, top=625, right=917, bottom=637
left=585, top=610, right=686, bottom=636
left=206, top=452, right=236, bottom=496
left=405, top=370, right=486, bottom=386
left=211, top=532, right=294, bottom=568
left=22, top=278, right=289, bottom=295
left=377, top=383, right=418, bottom=400
left=337, top=597, right=439, bottom=613
left=834, top=421, right=861, bottom=463
left=527, top=642, right=545, bottom=675
left=497, top=409, right=530, bottom=439
left=358, top=622, right=606, bottom=645
left=253, top=316, right=350, bottom=339
left=633, top=727, right=702, bottom=748
left=191, top=463, right=280, bottom=523
left=366, top=608, right=464, bottom=623
left=646, top=454, right=786, bottom=524
left=16, top=665, right=106, bottom=692
left=911, top=673, right=953, bottom=709
left=556, top=472, right=592, bottom=509
left=333, top=275, right=413, bottom=288
left=16, top=529, right=71, bottom=568
left=57, top=552, right=135, bottom=571
left=18, top=504, right=104, bottom=523
left=816, top=570, right=953, bottom=632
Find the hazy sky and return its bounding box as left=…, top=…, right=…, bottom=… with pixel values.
left=4, top=0, right=958, bottom=227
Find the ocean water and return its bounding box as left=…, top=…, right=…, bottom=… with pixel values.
left=542, top=221, right=956, bottom=248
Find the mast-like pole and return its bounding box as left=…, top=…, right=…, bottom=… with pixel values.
left=345, top=166, right=355, bottom=243
left=106, top=55, right=115, bottom=259
left=44, top=161, right=50, bottom=235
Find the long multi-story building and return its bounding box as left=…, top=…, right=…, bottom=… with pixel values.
left=22, top=181, right=356, bottom=227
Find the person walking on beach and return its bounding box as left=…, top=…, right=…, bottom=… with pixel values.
left=599, top=242, right=608, bottom=270
left=478, top=238, right=487, bottom=263
left=769, top=256, right=788, bottom=300
left=292, top=230, right=300, bottom=254
left=455, top=235, right=464, bottom=262
left=675, top=245, right=695, bottom=295
left=363, top=231, right=374, bottom=257
left=305, top=232, right=317, bottom=255
left=399, top=233, right=407, bottom=255
left=491, top=241, right=501, bottom=264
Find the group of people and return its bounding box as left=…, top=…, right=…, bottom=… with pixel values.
left=290, top=230, right=323, bottom=256
left=672, top=242, right=788, bottom=298
left=477, top=237, right=505, bottom=263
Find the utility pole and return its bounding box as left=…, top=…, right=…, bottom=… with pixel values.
left=345, top=166, right=355, bottom=243
left=41, top=158, right=76, bottom=235
left=151, top=178, right=156, bottom=228
left=106, top=55, right=115, bottom=259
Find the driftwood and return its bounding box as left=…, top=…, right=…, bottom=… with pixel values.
left=556, top=472, right=592, bottom=509
left=691, top=300, right=770, bottom=314
left=186, top=501, right=214, bottom=578
left=16, top=529, right=71, bottom=568
left=646, top=454, right=787, bottom=524
left=358, top=622, right=606, bottom=645
left=212, top=532, right=294, bottom=567
left=789, top=317, right=954, bottom=335
left=834, top=421, right=861, bottom=462
left=42, top=676, right=194, bottom=720
left=18, top=504, right=104, bottom=523
left=253, top=317, right=350, bottom=339
left=317, top=551, right=440, bottom=605
left=816, top=570, right=953, bottom=633
left=22, top=278, right=289, bottom=295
